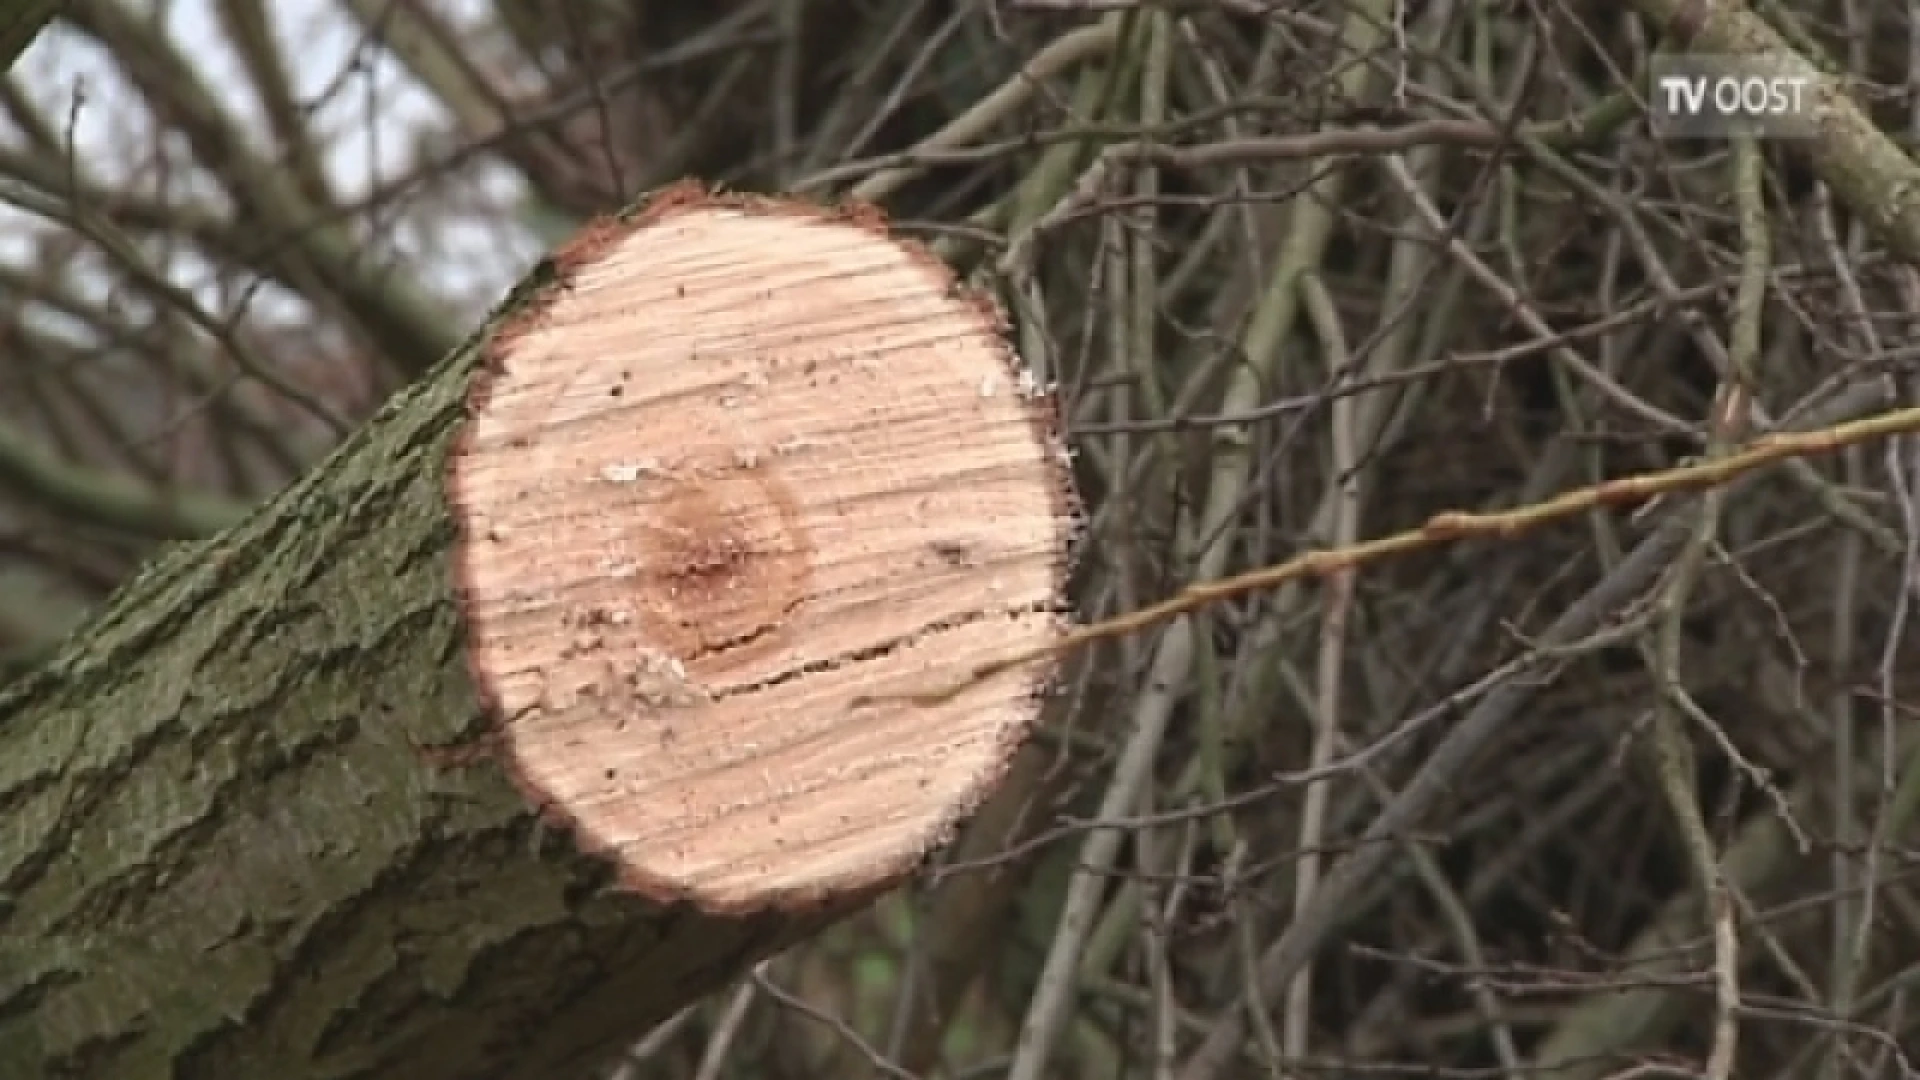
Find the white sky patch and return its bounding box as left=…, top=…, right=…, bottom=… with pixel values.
left=2, top=0, right=541, bottom=327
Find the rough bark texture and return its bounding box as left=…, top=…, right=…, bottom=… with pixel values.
left=0, top=186, right=1074, bottom=1079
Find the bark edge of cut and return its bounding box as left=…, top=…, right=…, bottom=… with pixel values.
left=446, top=182, right=1079, bottom=915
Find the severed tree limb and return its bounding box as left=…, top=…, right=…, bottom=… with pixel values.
left=0, top=184, right=1077, bottom=1080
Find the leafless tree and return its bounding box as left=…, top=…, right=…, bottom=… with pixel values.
left=4, top=1, right=1920, bottom=1078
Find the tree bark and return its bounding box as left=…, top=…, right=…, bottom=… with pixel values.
left=0, top=185, right=1075, bottom=1079
left=1626, top=0, right=1920, bottom=264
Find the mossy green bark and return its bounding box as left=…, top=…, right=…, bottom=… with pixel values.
left=0, top=246, right=825, bottom=1080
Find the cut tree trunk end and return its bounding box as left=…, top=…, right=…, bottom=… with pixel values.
left=0, top=183, right=1077, bottom=1080
left=451, top=187, right=1077, bottom=911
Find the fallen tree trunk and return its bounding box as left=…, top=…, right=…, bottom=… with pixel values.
left=0, top=185, right=1077, bottom=1079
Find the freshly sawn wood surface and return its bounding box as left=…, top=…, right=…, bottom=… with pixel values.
left=0, top=185, right=1076, bottom=1079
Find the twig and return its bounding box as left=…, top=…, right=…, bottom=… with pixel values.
left=854, top=404, right=1920, bottom=710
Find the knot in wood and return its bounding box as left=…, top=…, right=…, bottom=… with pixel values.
left=622, top=455, right=810, bottom=659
